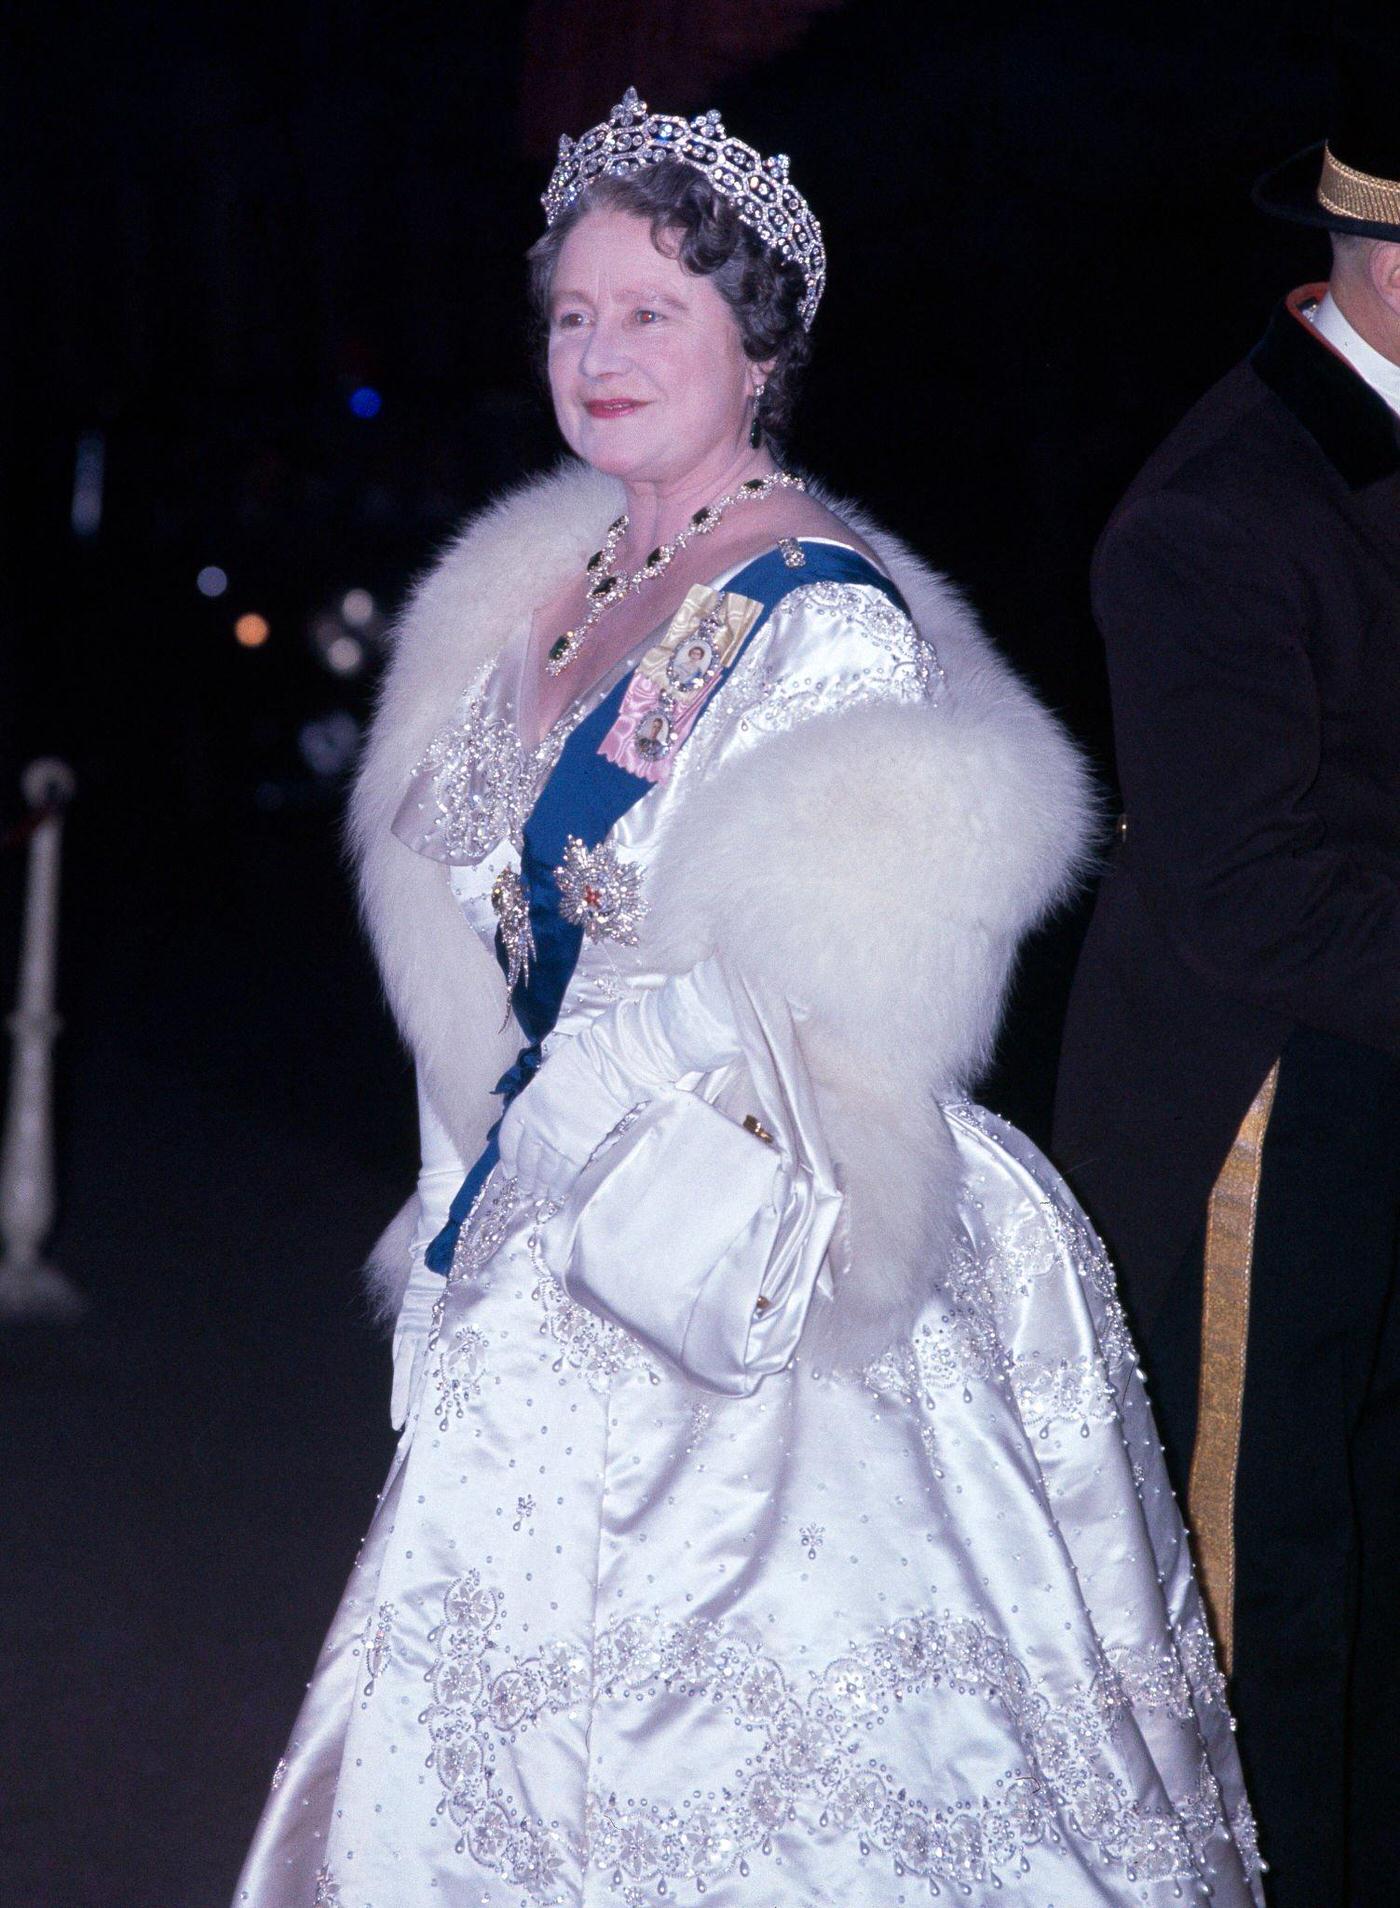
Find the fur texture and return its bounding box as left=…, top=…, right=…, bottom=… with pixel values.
left=352, top=461, right=1097, bottom=1360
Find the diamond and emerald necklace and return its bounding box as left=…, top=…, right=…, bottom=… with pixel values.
left=544, top=471, right=806, bottom=676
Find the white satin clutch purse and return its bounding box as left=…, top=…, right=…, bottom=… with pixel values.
left=540, top=971, right=843, bottom=1395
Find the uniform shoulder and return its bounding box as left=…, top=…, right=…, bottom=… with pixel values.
left=1089, top=367, right=1322, bottom=631
left=1111, top=360, right=1307, bottom=517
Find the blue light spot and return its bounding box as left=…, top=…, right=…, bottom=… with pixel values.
left=349, top=385, right=382, bottom=419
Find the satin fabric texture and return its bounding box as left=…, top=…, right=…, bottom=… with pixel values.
left=234, top=1108, right=1261, bottom=1907
left=234, top=544, right=1263, bottom=1907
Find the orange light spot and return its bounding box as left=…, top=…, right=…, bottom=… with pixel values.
left=235, top=612, right=270, bottom=648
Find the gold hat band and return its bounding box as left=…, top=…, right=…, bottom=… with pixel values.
left=1317, top=144, right=1400, bottom=225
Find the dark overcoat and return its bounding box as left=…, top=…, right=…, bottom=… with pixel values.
left=1054, top=287, right=1400, bottom=1331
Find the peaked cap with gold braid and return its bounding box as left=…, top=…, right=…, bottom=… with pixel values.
left=1253, top=1, right=1400, bottom=241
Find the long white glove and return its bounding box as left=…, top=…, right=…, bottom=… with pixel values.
left=497, top=957, right=741, bottom=1206
left=389, top=1078, right=465, bottom=1431
left=390, top=1252, right=442, bottom=1430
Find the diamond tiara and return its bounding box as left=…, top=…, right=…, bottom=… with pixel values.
left=541, top=87, right=826, bottom=329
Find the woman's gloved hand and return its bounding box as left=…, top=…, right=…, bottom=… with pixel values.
left=497, top=956, right=741, bottom=1205
left=390, top=1254, right=442, bottom=1431
left=496, top=1035, right=635, bottom=1206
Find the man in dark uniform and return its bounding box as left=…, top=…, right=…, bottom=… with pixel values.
left=1053, top=17, right=1400, bottom=1907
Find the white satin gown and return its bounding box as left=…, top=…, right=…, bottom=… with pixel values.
left=234, top=543, right=1264, bottom=1907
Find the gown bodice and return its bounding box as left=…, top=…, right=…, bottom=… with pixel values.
left=423, top=540, right=910, bottom=1272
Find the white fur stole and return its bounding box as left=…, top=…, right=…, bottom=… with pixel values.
left=351, top=461, right=1096, bottom=1364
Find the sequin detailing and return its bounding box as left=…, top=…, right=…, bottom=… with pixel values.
left=361, top=1601, right=396, bottom=1698
left=490, top=864, right=535, bottom=990
left=945, top=1100, right=1140, bottom=1384
left=738, top=580, right=943, bottom=718
left=402, top=674, right=587, bottom=865
left=1179, top=1756, right=1261, bottom=1880
left=581, top=1605, right=1232, bottom=1894
left=864, top=1214, right=1131, bottom=1418
left=522, top=1206, right=660, bottom=1390
left=312, top=1869, right=339, bottom=1906
left=675, top=580, right=945, bottom=788
left=418, top=1569, right=1247, bottom=1901
left=917, top=1279, right=1006, bottom=1388
left=422, top=1183, right=522, bottom=1423
left=554, top=835, right=646, bottom=946
left=1013, top=1352, right=1121, bottom=1433
left=434, top=1321, right=489, bottom=1426
left=1106, top=1639, right=1196, bottom=1722
left=531, top=1263, right=659, bottom=1390
left=422, top=1570, right=577, bottom=1897
left=447, top=1175, right=520, bottom=1284
left=409, top=692, right=533, bottom=863
left=1179, top=1618, right=1230, bottom=1710
left=1223, top=1785, right=1263, bottom=1882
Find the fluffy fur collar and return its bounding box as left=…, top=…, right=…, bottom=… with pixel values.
left=351, top=461, right=1095, bottom=1364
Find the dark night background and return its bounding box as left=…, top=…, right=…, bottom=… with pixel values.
left=1, top=4, right=1333, bottom=1903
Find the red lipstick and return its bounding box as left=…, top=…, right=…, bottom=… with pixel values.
left=584, top=399, right=647, bottom=418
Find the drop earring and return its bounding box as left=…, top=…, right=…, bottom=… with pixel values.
left=749, top=381, right=766, bottom=450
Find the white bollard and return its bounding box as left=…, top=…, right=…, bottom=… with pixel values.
left=0, top=758, right=85, bottom=1320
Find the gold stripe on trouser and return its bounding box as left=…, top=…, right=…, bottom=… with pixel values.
left=1188, top=1060, right=1281, bottom=1676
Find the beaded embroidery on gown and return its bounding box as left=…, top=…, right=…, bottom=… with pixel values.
left=233, top=542, right=1263, bottom=1908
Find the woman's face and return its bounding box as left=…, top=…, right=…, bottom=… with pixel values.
left=546, top=206, right=759, bottom=487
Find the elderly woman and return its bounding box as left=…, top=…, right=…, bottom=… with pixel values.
left=234, top=90, right=1262, bottom=1908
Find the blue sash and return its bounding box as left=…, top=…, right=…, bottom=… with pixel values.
left=425, top=542, right=904, bottom=1273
